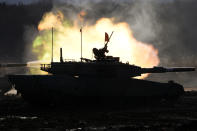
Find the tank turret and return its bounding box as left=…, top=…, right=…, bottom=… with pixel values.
left=40, top=32, right=195, bottom=77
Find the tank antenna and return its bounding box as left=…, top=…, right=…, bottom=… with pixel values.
left=60, top=48, right=63, bottom=63
left=80, top=27, right=83, bottom=62
left=51, top=27, right=54, bottom=63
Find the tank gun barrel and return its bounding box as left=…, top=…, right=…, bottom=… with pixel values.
left=141, top=67, right=195, bottom=74
left=165, top=67, right=195, bottom=72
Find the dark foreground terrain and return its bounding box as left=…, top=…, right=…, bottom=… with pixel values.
left=0, top=77, right=197, bottom=131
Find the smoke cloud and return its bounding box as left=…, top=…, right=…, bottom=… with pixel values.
left=23, top=0, right=197, bottom=88
left=47, top=0, right=197, bottom=65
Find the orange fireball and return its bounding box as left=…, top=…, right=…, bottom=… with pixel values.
left=32, top=11, right=160, bottom=79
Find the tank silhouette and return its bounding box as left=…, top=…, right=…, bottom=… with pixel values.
left=8, top=31, right=195, bottom=106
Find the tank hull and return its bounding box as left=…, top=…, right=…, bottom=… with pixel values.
left=8, top=75, right=184, bottom=106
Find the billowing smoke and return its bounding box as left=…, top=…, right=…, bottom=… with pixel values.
left=24, top=0, right=197, bottom=89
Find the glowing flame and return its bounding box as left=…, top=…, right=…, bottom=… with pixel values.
left=32, top=11, right=160, bottom=79
left=38, top=11, right=64, bottom=31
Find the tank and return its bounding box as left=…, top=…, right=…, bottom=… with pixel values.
left=8, top=32, right=195, bottom=106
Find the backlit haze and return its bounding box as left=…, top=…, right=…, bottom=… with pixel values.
left=32, top=11, right=160, bottom=79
